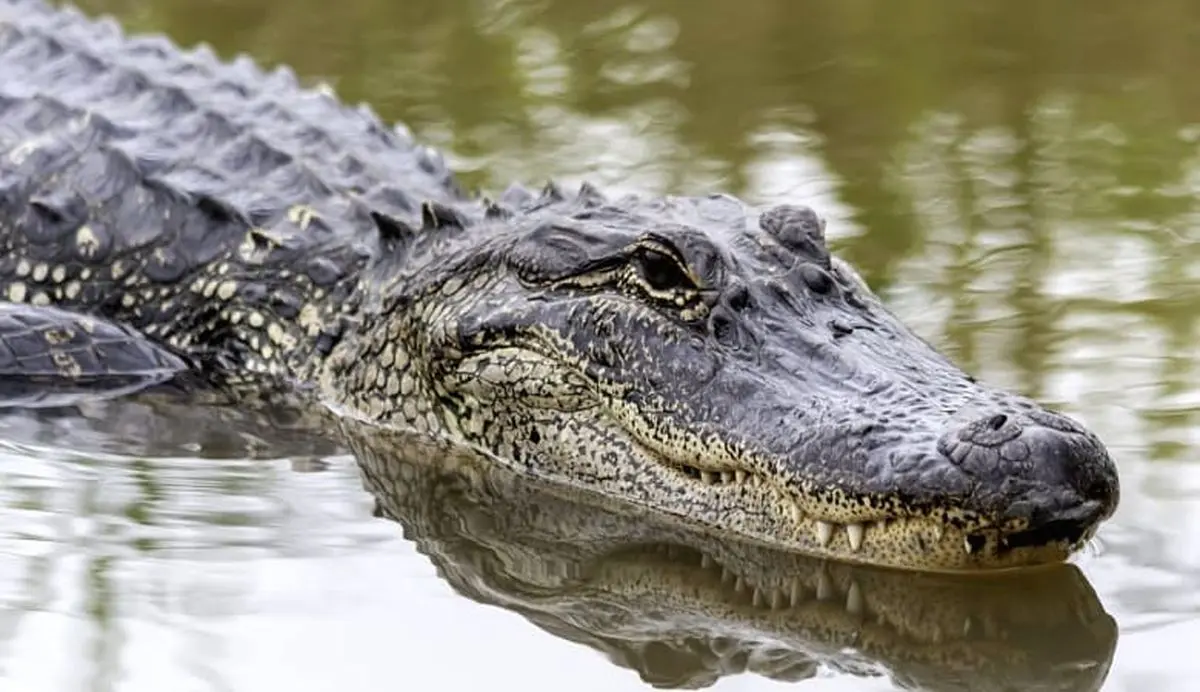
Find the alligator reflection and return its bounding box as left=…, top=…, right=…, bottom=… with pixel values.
left=341, top=421, right=1118, bottom=691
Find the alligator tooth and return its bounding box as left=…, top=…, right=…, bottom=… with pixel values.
left=735, top=470, right=747, bottom=483
left=932, top=526, right=944, bottom=541
left=846, top=523, right=865, bottom=552
left=701, top=554, right=714, bottom=569
left=752, top=588, right=765, bottom=608
left=770, top=591, right=784, bottom=610
left=815, top=521, right=835, bottom=547
left=790, top=581, right=804, bottom=606
left=816, top=571, right=833, bottom=601
left=721, top=471, right=735, bottom=483
left=963, top=536, right=975, bottom=554
left=790, top=504, right=803, bottom=522
left=846, top=581, right=864, bottom=615
left=734, top=576, right=746, bottom=593
left=700, top=471, right=715, bottom=484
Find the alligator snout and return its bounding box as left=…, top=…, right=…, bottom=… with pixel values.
left=937, top=408, right=1120, bottom=536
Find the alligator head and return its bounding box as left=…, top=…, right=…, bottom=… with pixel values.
left=321, top=185, right=1120, bottom=571
left=345, top=421, right=1118, bottom=691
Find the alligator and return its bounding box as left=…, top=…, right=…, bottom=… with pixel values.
left=0, top=0, right=1120, bottom=572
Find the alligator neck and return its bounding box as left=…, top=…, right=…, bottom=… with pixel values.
left=195, top=200, right=494, bottom=396
left=138, top=229, right=370, bottom=393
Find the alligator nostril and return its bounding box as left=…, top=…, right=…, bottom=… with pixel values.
left=725, top=282, right=752, bottom=312
left=987, top=414, right=1008, bottom=431
left=711, top=312, right=736, bottom=345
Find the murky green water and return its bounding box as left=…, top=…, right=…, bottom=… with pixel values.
left=2, top=0, right=1199, bottom=689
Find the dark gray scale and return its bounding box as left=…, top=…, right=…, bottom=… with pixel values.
left=0, top=302, right=189, bottom=408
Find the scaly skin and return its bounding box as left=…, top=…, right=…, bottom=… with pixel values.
left=0, top=0, right=1119, bottom=571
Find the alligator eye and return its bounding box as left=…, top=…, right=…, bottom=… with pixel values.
left=632, top=247, right=696, bottom=292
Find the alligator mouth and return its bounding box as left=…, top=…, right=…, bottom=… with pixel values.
left=639, top=446, right=1095, bottom=572
left=1001, top=509, right=1101, bottom=551
left=676, top=460, right=758, bottom=486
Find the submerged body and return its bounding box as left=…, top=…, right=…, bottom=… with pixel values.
left=0, top=0, right=1119, bottom=571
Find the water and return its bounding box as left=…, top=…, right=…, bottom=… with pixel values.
left=1, top=0, right=1198, bottom=689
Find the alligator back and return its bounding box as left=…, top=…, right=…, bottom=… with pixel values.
left=0, top=0, right=465, bottom=382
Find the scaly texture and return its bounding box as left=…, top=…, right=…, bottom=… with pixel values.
left=0, top=0, right=1120, bottom=571
left=0, top=0, right=461, bottom=385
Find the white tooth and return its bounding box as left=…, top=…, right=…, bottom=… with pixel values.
left=771, top=591, right=784, bottom=609
left=721, top=471, right=735, bottom=483
left=721, top=568, right=734, bottom=583
left=790, top=505, right=803, bottom=522
left=963, top=537, right=975, bottom=554
left=816, top=572, right=833, bottom=601
left=932, top=526, right=944, bottom=541
left=700, top=471, right=715, bottom=484
left=752, top=588, right=765, bottom=607
left=846, top=581, right=863, bottom=615
left=847, top=523, right=865, bottom=552
left=790, top=582, right=804, bottom=605
left=701, top=554, right=714, bottom=569
left=734, top=576, right=746, bottom=592
left=735, top=470, right=747, bottom=483
left=816, top=521, right=834, bottom=547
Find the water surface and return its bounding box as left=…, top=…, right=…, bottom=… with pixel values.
left=2, top=0, right=1199, bottom=690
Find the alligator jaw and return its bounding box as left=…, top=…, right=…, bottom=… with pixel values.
left=606, top=393, right=1104, bottom=572
left=628, top=440, right=1097, bottom=571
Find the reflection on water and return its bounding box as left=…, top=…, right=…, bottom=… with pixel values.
left=2, top=0, right=1200, bottom=689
